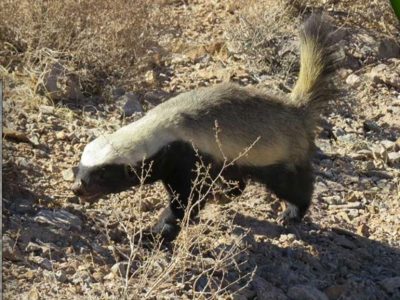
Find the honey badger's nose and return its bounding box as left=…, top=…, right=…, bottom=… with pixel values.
left=72, top=179, right=85, bottom=196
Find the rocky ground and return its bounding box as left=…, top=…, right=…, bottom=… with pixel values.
left=2, top=0, right=400, bottom=299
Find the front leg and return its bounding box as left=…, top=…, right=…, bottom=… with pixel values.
left=150, top=142, right=210, bottom=242
left=150, top=175, right=209, bottom=242
left=150, top=205, right=182, bottom=243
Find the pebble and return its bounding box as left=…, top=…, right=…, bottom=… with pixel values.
left=29, top=256, right=52, bottom=270
left=324, top=284, right=346, bottom=300
left=378, top=38, right=400, bottom=59
left=363, top=120, right=381, bottom=132
left=279, top=233, right=296, bottom=243
left=25, top=242, right=43, bottom=253
left=252, top=276, right=288, bottom=300
left=27, top=287, right=40, bottom=300
left=380, top=277, right=400, bottom=294
left=333, top=235, right=356, bottom=249
left=112, top=87, right=125, bottom=99
left=380, top=140, right=396, bottom=151
left=120, top=92, right=143, bottom=117
left=3, top=235, right=23, bottom=261
left=55, top=270, right=68, bottom=283
left=39, top=105, right=55, bottom=115
left=287, top=285, right=328, bottom=300
left=62, top=168, right=76, bottom=182
left=56, top=131, right=67, bottom=140
left=103, top=272, right=116, bottom=281
left=111, top=262, right=128, bottom=277
left=388, top=152, right=400, bottom=164
left=357, top=224, right=370, bottom=237
left=34, top=209, right=82, bottom=230
left=346, top=74, right=361, bottom=87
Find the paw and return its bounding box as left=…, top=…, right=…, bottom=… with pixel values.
left=277, top=206, right=302, bottom=226
left=143, top=206, right=181, bottom=244
left=150, top=221, right=181, bottom=243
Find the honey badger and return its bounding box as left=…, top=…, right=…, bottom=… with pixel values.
left=72, top=14, right=339, bottom=242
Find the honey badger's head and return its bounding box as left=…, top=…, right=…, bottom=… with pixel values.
left=72, top=134, right=143, bottom=201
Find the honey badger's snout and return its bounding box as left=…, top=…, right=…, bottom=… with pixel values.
left=71, top=179, right=86, bottom=196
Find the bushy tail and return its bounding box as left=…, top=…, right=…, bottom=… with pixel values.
left=291, top=14, right=340, bottom=131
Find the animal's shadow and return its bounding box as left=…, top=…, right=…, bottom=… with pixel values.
left=225, top=213, right=400, bottom=299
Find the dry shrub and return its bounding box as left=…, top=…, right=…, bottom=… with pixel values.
left=0, top=0, right=177, bottom=99
left=296, top=0, right=400, bottom=38
left=90, top=130, right=258, bottom=299
left=225, top=0, right=400, bottom=78
left=225, top=0, right=300, bottom=76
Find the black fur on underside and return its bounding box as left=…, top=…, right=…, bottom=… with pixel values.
left=138, top=141, right=314, bottom=242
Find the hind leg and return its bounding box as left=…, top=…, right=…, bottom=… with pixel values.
left=254, top=163, right=314, bottom=224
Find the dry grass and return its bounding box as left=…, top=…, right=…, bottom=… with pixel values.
left=0, top=0, right=177, bottom=101
left=94, top=129, right=258, bottom=299
left=225, top=0, right=400, bottom=79
left=225, top=0, right=300, bottom=76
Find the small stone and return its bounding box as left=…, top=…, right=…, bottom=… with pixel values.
left=56, top=131, right=67, bottom=140
left=23, top=270, right=36, bottom=280
left=3, top=235, right=23, bottom=261
left=380, top=277, right=400, bottom=293
left=371, top=145, right=388, bottom=162
left=119, top=92, right=143, bottom=117
left=357, top=149, right=373, bottom=158
left=345, top=74, right=361, bottom=87
left=29, top=256, right=52, bottom=270
left=366, top=169, right=392, bottom=179
left=39, top=105, right=55, bottom=115
left=324, top=284, right=346, bottom=300
left=346, top=191, right=363, bottom=202
left=287, top=233, right=296, bottom=242
left=27, top=287, right=40, bottom=300
left=103, top=272, right=116, bottom=280
left=378, top=38, right=400, bottom=59
left=111, top=262, right=128, bottom=277
left=388, top=152, right=400, bottom=164
left=25, top=242, right=43, bottom=253
left=62, top=168, right=76, bottom=182
left=252, top=276, right=288, bottom=300
left=396, top=137, right=400, bottom=151
left=16, top=157, right=29, bottom=167
left=334, top=235, right=356, bottom=249
left=112, top=87, right=125, bottom=99
left=143, top=90, right=170, bottom=106
left=34, top=209, right=82, bottom=230
left=387, top=74, right=400, bottom=89
left=55, top=270, right=68, bottom=283
left=363, top=120, right=381, bottom=132
left=288, top=285, right=328, bottom=300
left=357, top=224, right=370, bottom=237
left=92, top=271, right=105, bottom=282
left=145, top=70, right=157, bottom=85
left=381, top=140, right=396, bottom=151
